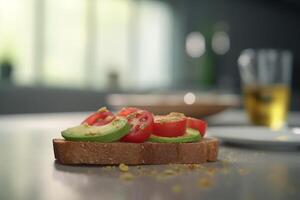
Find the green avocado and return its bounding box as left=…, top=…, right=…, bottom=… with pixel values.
left=61, top=116, right=131, bottom=142
left=148, top=128, right=201, bottom=143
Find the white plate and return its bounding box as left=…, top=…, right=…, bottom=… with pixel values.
left=208, top=126, right=300, bottom=149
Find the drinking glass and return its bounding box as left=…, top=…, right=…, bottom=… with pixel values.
left=238, top=49, right=293, bottom=129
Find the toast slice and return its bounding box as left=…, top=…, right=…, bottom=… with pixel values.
left=53, top=138, right=219, bottom=165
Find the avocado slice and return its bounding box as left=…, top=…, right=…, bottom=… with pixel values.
left=148, top=128, right=201, bottom=143
left=61, top=116, right=131, bottom=142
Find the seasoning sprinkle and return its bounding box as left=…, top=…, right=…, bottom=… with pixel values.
left=120, top=172, right=134, bottom=181
left=197, top=178, right=213, bottom=189
left=119, top=163, right=129, bottom=172
left=171, top=184, right=182, bottom=193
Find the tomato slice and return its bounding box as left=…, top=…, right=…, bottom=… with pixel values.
left=187, top=117, right=207, bottom=137
left=117, top=108, right=153, bottom=143
left=81, top=107, right=115, bottom=126
left=153, top=112, right=187, bottom=137
left=117, top=107, right=139, bottom=117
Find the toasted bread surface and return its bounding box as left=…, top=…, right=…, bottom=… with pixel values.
left=53, top=138, right=219, bottom=165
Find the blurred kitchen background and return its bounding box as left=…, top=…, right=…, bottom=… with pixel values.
left=0, top=0, right=299, bottom=114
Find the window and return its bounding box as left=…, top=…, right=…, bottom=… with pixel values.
left=0, top=0, right=173, bottom=90
left=43, top=0, right=86, bottom=88
left=0, top=0, right=35, bottom=85
left=135, top=1, right=172, bottom=89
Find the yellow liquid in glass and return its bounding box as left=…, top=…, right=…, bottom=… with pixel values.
left=243, top=84, right=290, bottom=129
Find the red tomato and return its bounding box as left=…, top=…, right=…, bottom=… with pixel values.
left=153, top=113, right=187, bottom=137
left=187, top=117, right=207, bottom=137
left=81, top=107, right=115, bottom=126
left=117, top=108, right=154, bottom=143
left=117, top=107, right=139, bottom=117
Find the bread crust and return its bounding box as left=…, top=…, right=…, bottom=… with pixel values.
left=53, top=138, right=219, bottom=165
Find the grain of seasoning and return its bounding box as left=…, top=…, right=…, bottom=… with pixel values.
left=119, top=163, right=129, bottom=172
left=163, top=169, right=176, bottom=175
left=120, top=172, right=134, bottom=181
left=238, top=168, right=251, bottom=175
left=137, top=166, right=142, bottom=170
left=206, top=168, right=216, bottom=176
left=171, top=184, right=182, bottom=193
left=187, top=164, right=201, bottom=170
left=197, top=178, right=214, bottom=189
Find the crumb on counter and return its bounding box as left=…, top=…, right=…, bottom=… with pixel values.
left=119, top=163, right=129, bottom=172
left=171, top=184, right=182, bottom=193
left=197, top=177, right=214, bottom=189
left=206, top=167, right=217, bottom=176
left=221, top=160, right=230, bottom=166
left=187, top=164, right=201, bottom=170
left=163, top=169, right=176, bottom=175
left=172, top=165, right=181, bottom=172
left=111, top=163, right=226, bottom=182
left=238, top=168, right=251, bottom=176
left=137, top=166, right=142, bottom=170
left=120, top=172, right=135, bottom=181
